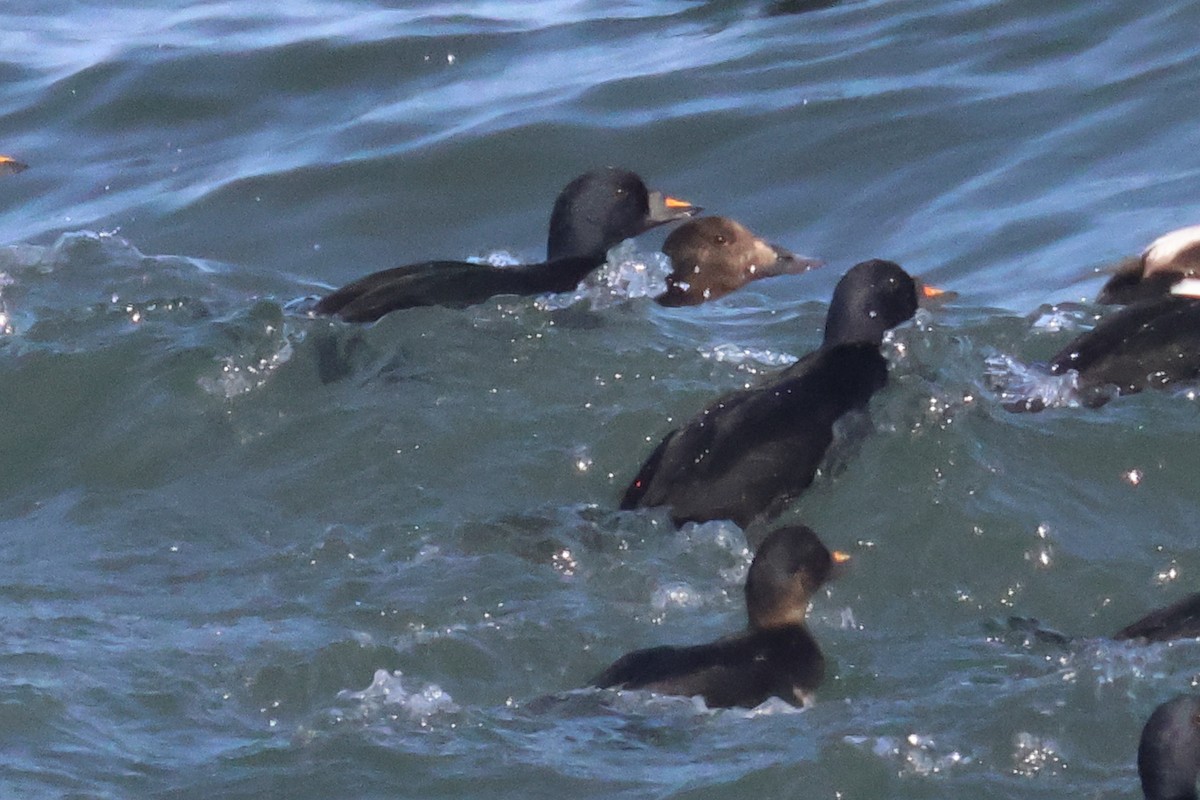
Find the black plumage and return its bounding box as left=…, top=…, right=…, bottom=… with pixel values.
left=1042, top=294, right=1200, bottom=407
left=1139, top=695, right=1200, bottom=800
left=621, top=259, right=925, bottom=528
left=591, top=525, right=846, bottom=709
left=314, top=167, right=697, bottom=322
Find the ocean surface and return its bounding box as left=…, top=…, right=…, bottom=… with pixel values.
left=3, top=1, right=1200, bottom=797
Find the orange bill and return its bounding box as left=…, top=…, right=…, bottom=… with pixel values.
left=919, top=282, right=958, bottom=305
left=647, top=190, right=702, bottom=224
left=0, top=155, right=28, bottom=175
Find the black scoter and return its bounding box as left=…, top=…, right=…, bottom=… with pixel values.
left=591, top=525, right=848, bottom=708
left=314, top=167, right=699, bottom=322
left=1027, top=279, right=1200, bottom=409
left=657, top=216, right=821, bottom=306
left=1139, top=695, right=1200, bottom=800
left=621, top=259, right=939, bottom=528
left=1099, top=225, right=1200, bottom=305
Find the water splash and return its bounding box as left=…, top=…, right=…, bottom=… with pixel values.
left=699, top=343, right=798, bottom=368
left=535, top=242, right=673, bottom=311
left=845, top=732, right=971, bottom=775
left=1011, top=731, right=1065, bottom=777
left=338, top=669, right=459, bottom=720
left=196, top=304, right=301, bottom=399
left=984, top=353, right=1104, bottom=412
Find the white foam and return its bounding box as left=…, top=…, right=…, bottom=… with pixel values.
left=984, top=353, right=1090, bottom=410
left=698, top=343, right=798, bottom=368
left=535, top=242, right=673, bottom=311
left=197, top=335, right=296, bottom=399
left=339, top=669, right=459, bottom=718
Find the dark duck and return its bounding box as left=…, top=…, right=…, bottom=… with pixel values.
left=314, top=167, right=698, bottom=322
left=1010, top=264, right=1200, bottom=411
left=656, top=216, right=821, bottom=306
left=591, top=525, right=848, bottom=709
left=621, top=259, right=942, bottom=528
left=1139, top=695, right=1200, bottom=800
left=1098, top=225, right=1200, bottom=305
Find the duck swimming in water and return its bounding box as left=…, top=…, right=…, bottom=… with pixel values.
left=656, top=216, right=822, bottom=306
left=621, top=259, right=942, bottom=528
left=591, top=525, right=848, bottom=709
left=1009, top=276, right=1200, bottom=410
left=314, top=167, right=698, bottom=322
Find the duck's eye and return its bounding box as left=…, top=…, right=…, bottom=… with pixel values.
left=714, top=235, right=728, bottom=245
left=615, top=187, right=626, bottom=197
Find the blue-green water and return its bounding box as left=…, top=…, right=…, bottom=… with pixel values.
left=3, top=1, right=1200, bottom=797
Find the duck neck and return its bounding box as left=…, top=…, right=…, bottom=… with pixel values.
left=513, top=255, right=606, bottom=294
left=747, top=606, right=809, bottom=631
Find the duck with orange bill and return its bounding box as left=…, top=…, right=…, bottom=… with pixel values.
left=622, top=259, right=948, bottom=528
left=591, top=525, right=849, bottom=709
left=314, top=167, right=698, bottom=322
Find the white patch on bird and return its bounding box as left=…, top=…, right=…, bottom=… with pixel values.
left=1146, top=225, right=1200, bottom=267
left=1169, top=277, right=1200, bottom=297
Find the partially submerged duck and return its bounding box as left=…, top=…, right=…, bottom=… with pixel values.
left=657, top=216, right=821, bottom=306
left=314, top=167, right=698, bottom=322
left=591, top=525, right=848, bottom=709
left=1019, top=278, right=1200, bottom=409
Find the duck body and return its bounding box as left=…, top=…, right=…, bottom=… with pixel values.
left=1047, top=294, right=1200, bottom=405
left=1139, top=695, right=1200, bottom=800
left=656, top=216, right=821, bottom=306
left=591, top=525, right=844, bottom=709
left=591, top=626, right=824, bottom=709
left=314, top=167, right=697, bottom=322
left=621, top=342, right=888, bottom=528
left=622, top=259, right=922, bottom=528
left=312, top=256, right=599, bottom=322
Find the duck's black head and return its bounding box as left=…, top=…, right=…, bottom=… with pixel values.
left=744, top=525, right=847, bottom=630
left=823, top=259, right=923, bottom=347
left=546, top=168, right=698, bottom=262
left=658, top=216, right=822, bottom=306
left=1139, top=695, right=1200, bottom=800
